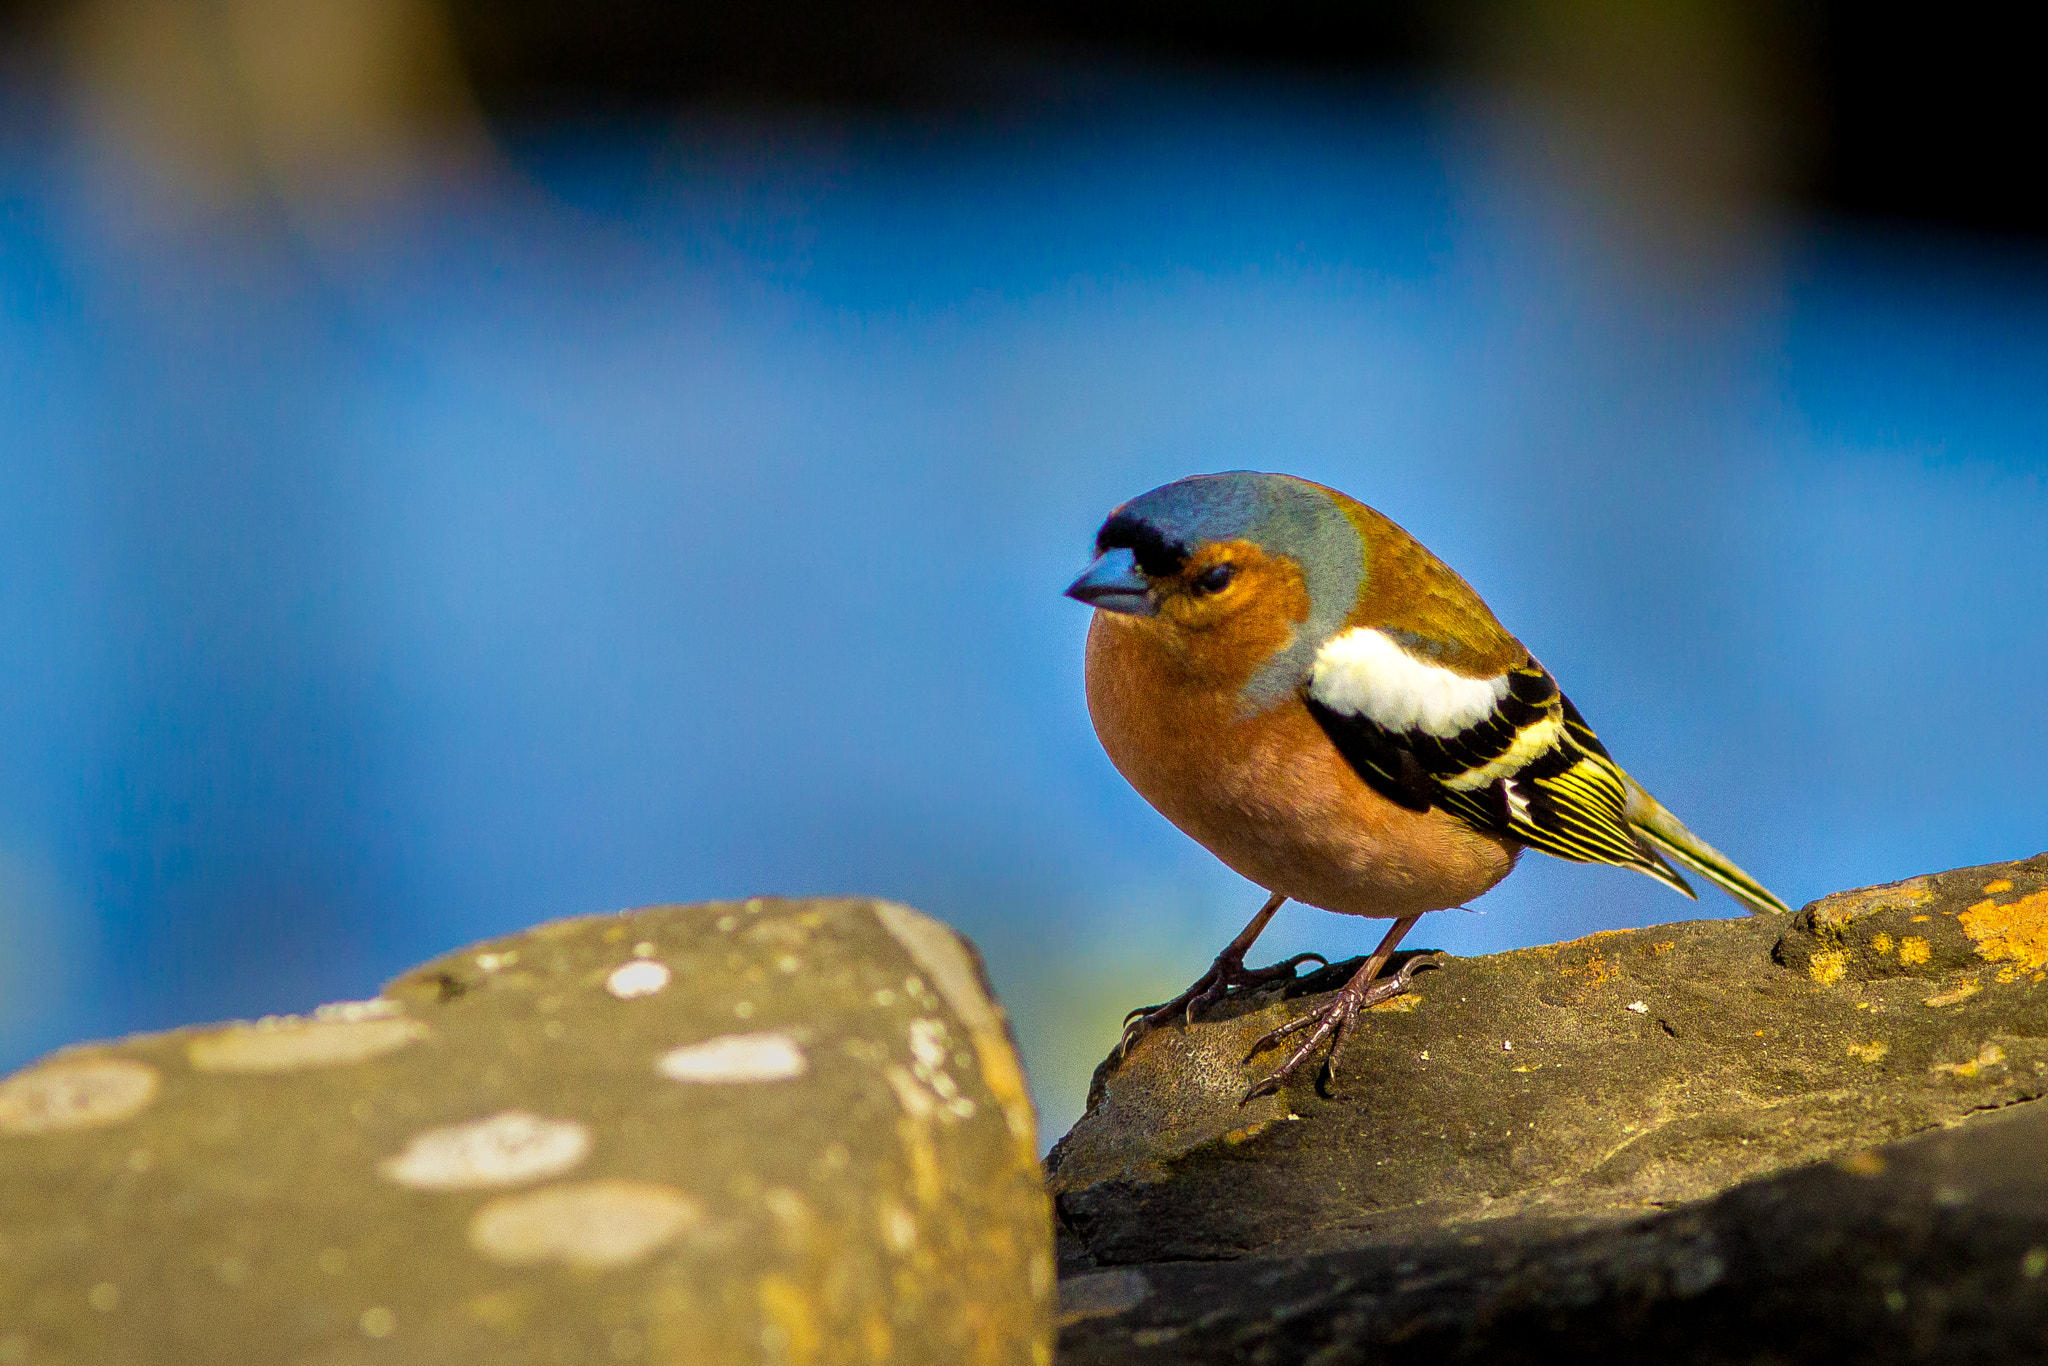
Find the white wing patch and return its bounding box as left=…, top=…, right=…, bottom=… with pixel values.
left=1309, top=627, right=1509, bottom=738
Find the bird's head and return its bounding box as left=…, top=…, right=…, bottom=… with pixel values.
left=1066, top=472, right=1367, bottom=711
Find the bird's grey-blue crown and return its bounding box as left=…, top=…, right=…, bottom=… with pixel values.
left=1095, top=472, right=1365, bottom=714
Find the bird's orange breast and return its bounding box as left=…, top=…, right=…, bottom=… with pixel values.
left=1084, top=609, right=1519, bottom=919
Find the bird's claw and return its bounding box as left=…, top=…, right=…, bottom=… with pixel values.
left=1238, top=952, right=1442, bottom=1104
left=1115, top=951, right=1329, bottom=1059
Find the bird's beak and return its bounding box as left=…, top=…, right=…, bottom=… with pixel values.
left=1064, top=547, right=1157, bottom=616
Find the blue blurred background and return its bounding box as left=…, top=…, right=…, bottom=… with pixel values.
left=2, top=2, right=2045, bottom=1142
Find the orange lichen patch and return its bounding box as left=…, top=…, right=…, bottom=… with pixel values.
left=1845, top=1041, right=1888, bottom=1064
left=1911, top=915, right=1931, bottom=923
left=1898, top=937, right=1931, bottom=966
left=1959, top=889, right=2048, bottom=973
left=1641, top=941, right=1676, bottom=957
left=1558, top=951, right=1622, bottom=987
left=1807, top=950, right=1848, bottom=986
left=1808, top=877, right=1936, bottom=931
left=1923, top=978, right=1980, bottom=1008
left=1837, top=1150, right=1886, bottom=1177
left=1933, top=1042, right=2006, bottom=1079
left=1368, top=994, right=1420, bottom=1014
left=1984, top=879, right=2015, bottom=895
left=1871, top=933, right=1895, bottom=956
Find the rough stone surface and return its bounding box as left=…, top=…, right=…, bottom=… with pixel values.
left=0, top=897, right=1052, bottom=1365
left=1051, top=854, right=2048, bottom=1363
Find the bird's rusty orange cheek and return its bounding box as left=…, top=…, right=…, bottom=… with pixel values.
left=1154, top=545, right=1313, bottom=693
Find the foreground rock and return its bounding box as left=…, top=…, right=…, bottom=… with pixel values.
left=0, top=898, right=1052, bottom=1365
left=1051, top=854, right=2048, bottom=1362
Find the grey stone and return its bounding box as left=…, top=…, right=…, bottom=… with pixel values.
left=0, top=897, right=1053, bottom=1366
left=1051, top=855, right=2048, bottom=1362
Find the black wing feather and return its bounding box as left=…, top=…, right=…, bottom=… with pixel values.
left=1307, top=661, right=1694, bottom=896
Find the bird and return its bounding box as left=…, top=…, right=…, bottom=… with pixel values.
left=1064, top=470, right=1790, bottom=1101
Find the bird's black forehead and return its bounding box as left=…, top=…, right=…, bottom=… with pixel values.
left=1093, top=472, right=1265, bottom=576
left=1094, top=512, right=1191, bottom=577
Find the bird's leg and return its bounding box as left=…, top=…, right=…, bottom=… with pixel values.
left=1240, top=914, right=1434, bottom=1103
left=1116, top=891, right=1325, bottom=1058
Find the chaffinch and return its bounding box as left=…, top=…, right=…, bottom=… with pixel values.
left=1066, top=470, right=1789, bottom=1100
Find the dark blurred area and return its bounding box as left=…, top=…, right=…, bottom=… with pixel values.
left=1, top=0, right=2037, bottom=236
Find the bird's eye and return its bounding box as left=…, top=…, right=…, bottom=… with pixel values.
left=1193, top=563, right=1236, bottom=595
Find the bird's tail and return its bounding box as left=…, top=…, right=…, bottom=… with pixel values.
left=1621, top=776, right=1791, bottom=916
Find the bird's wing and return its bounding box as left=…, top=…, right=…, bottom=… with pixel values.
left=1303, top=626, right=1696, bottom=897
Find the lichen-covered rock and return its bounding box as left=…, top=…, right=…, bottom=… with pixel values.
left=1059, top=1097, right=2048, bottom=1364
left=0, top=897, right=1053, bottom=1365
left=1049, top=854, right=2048, bottom=1363
left=1049, top=854, right=2048, bottom=1266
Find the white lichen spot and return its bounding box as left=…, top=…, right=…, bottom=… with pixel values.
left=606, top=960, right=671, bottom=1000
left=359, top=1306, right=396, bottom=1338
left=378, top=1112, right=592, bottom=1190
left=0, top=1058, right=160, bottom=1134
left=187, top=1017, right=427, bottom=1073
left=632, top=941, right=657, bottom=958
left=733, top=1001, right=755, bottom=1019
left=1503, top=1040, right=1514, bottom=1052
left=475, top=951, right=517, bottom=972
left=1625, top=1001, right=1649, bottom=1014
left=907, top=1019, right=948, bottom=1071
left=657, top=1032, right=807, bottom=1083
left=872, top=989, right=896, bottom=1008
left=776, top=955, right=802, bottom=974
left=313, top=998, right=403, bottom=1023
left=716, top=916, right=738, bottom=933
left=873, top=900, right=1037, bottom=1151
left=878, top=1200, right=918, bottom=1254
left=468, top=1180, right=701, bottom=1269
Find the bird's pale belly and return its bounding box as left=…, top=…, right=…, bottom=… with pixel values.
left=1086, top=614, right=1519, bottom=918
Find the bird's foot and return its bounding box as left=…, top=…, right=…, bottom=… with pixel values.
left=1115, top=950, right=1329, bottom=1060
left=1238, top=952, right=1443, bottom=1103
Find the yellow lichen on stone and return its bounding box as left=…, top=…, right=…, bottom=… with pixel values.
left=1871, top=933, right=1894, bottom=955
left=1923, top=978, right=1980, bottom=1008
left=758, top=1273, right=820, bottom=1366
left=1959, top=889, right=2048, bottom=972
left=1845, top=1041, right=1888, bottom=1064
left=1810, top=877, right=1936, bottom=931
left=1984, top=879, right=2014, bottom=894
left=1898, top=937, right=1931, bottom=966
left=1933, top=1042, right=2007, bottom=1079
left=1808, top=950, right=1848, bottom=986
left=1836, top=1150, right=1885, bottom=1177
